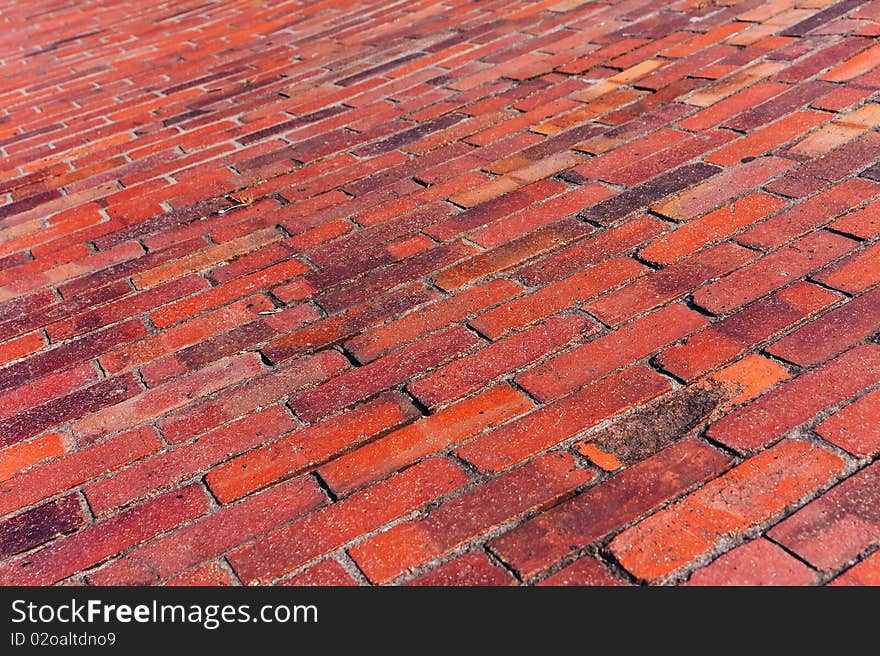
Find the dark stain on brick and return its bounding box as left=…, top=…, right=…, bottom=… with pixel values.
left=0, top=496, right=84, bottom=559
left=583, top=381, right=733, bottom=466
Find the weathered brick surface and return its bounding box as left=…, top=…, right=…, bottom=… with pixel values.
left=2, top=0, right=877, bottom=587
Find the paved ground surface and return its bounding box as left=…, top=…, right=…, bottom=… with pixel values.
left=0, top=0, right=878, bottom=587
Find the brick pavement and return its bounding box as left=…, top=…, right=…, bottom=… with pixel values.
left=0, top=0, right=878, bottom=586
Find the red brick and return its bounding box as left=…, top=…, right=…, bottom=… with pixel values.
left=609, top=439, right=844, bottom=582
left=406, top=552, right=514, bottom=586
left=605, top=130, right=736, bottom=186
left=570, top=129, right=689, bottom=180
left=156, top=350, right=347, bottom=443
left=434, top=219, right=592, bottom=291
left=821, top=43, right=880, bottom=81
left=585, top=243, right=755, bottom=326
left=316, top=240, right=479, bottom=315
left=708, top=345, right=880, bottom=453
left=517, top=215, right=665, bottom=287
left=816, top=388, right=880, bottom=457
left=737, top=178, right=880, bottom=250
left=706, top=111, right=829, bottom=166
left=829, top=551, right=880, bottom=586
left=457, top=365, right=670, bottom=473
left=320, top=385, right=533, bottom=496
left=88, top=475, right=325, bottom=585
left=0, top=485, right=211, bottom=585
left=0, top=332, right=45, bottom=367
left=693, top=231, right=855, bottom=316
left=518, top=304, right=707, bottom=401
left=770, top=132, right=880, bottom=198
left=813, top=241, right=880, bottom=294
left=0, top=362, right=97, bottom=421
left=488, top=439, right=732, bottom=580
left=639, top=193, right=787, bottom=266
left=765, top=286, right=880, bottom=367
left=0, top=495, right=84, bottom=559
left=678, top=81, right=790, bottom=131
left=0, top=372, right=141, bottom=449
left=164, top=562, right=235, bottom=586
left=48, top=275, right=210, bottom=342
left=227, top=457, right=470, bottom=584
left=709, top=355, right=792, bottom=405
left=657, top=281, right=841, bottom=380
left=350, top=453, right=594, bottom=583
left=684, top=539, right=817, bottom=586
left=256, top=284, right=435, bottom=363
left=412, top=315, right=594, bottom=408
left=131, top=227, right=281, bottom=289
left=469, top=183, right=615, bottom=248
left=651, top=156, right=795, bottom=222
left=346, top=279, right=522, bottom=363
left=73, top=353, right=265, bottom=443
left=768, top=461, right=880, bottom=572
left=472, top=258, right=648, bottom=340
left=425, top=178, right=566, bottom=242
left=279, top=560, right=359, bottom=587
left=0, top=433, right=67, bottom=483
left=538, top=557, right=628, bottom=586
left=85, top=405, right=298, bottom=517
left=289, top=326, right=480, bottom=423
left=0, top=318, right=147, bottom=394
left=831, top=199, right=880, bottom=240
left=206, top=393, right=418, bottom=504
left=100, top=295, right=273, bottom=373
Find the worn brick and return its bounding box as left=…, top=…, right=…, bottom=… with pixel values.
left=519, top=304, right=707, bottom=401
left=458, top=365, right=670, bottom=473
left=587, top=243, right=755, bottom=326
left=0, top=496, right=84, bottom=559
left=321, top=385, right=533, bottom=496
left=490, top=439, right=733, bottom=580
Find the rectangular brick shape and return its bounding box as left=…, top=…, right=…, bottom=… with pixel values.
left=707, top=344, right=880, bottom=453
left=227, top=457, right=470, bottom=584
left=656, top=281, right=841, bottom=380
left=518, top=304, right=708, bottom=401
left=457, top=365, right=671, bottom=473
left=609, top=439, right=845, bottom=582
left=0, top=486, right=211, bottom=586
left=346, top=279, right=523, bottom=363
left=350, top=453, right=594, bottom=583
left=320, top=385, right=533, bottom=496
left=693, top=231, right=855, bottom=316
left=489, top=439, right=733, bottom=580
left=586, top=243, right=756, bottom=326
left=471, top=257, right=649, bottom=340
left=206, top=392, right=418, bottom=504
left=769, top=461, right=880, bottom=572
left=88, top=475, right=325, bottom=585
left=765, top=286, right=880, bottom=367
left=0, top=496, right=84, bottom=559
left=289, top=326, right=480, bottom=423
